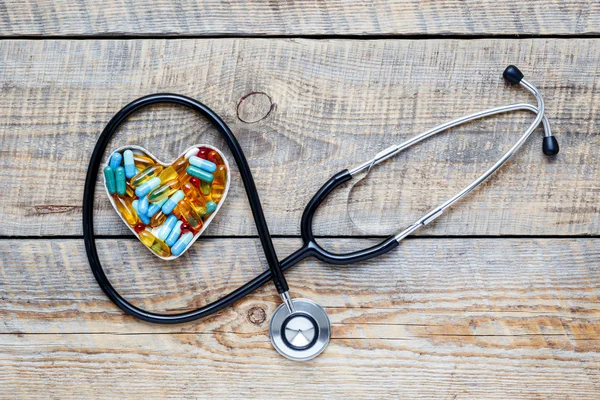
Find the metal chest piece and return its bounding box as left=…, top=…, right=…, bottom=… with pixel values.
left=269, top=298, right=330, bottom=361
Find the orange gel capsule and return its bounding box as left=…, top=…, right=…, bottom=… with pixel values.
left=172, top=157, right=188, bottom=173
left=182, top=181, right=208, bottom=215
left=150, top=210, right=168, bottom=228
left=113, top=195, right=139, bottom=226
left=148, top=180, right=180, bottom=203
left=211, top=164, right=227, bottom=203
left=158, top=166, right=178, bottom=183
left=125, top=182, right=135, bottom=197
left=138, top=230, right=171, bottom=257
left=133, top=153, right=155, bottom=170
left=131, top=165, right=164, bottom=188
left=173, top=199, right=203, bottom=230
left=207, top=150, right=223, bottom=166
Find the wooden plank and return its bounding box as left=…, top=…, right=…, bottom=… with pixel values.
left=0, top=238, right=599, bottom=398
left=1, top=1, right=599, bottom=36
left=0, top=38, right=599, bottom=237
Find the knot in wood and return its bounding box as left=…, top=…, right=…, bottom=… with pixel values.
left=236, top=92, right=273, bottom=123
left=247, top=306, right=267, bottom=325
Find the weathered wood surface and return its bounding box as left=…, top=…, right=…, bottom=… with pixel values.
left=1, top=238, right=599, bottom=398
left=1, top=0, right=600, bottom=37
left=0, top=38, right=598, bottom=237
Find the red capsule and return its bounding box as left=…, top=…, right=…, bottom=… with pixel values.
left=196, top=147, right=210, bottom=160
left=134, top=222, right=146, bottom=233
left=189, top=177, right=200, bottom=188
left=180, top=223, right=191, bottom=232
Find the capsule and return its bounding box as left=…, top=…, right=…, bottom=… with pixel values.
left=104, top=166, right=116, bottom=194
left=205, top=201, right=217, bottom=216
left=135, top=177, right=161, bottom=198
left=184, top=148, right=199, bottom=159
left=186, top=165, right=214, bottom=183
left=149, top=180, right=181, bottom=204
left=162, top=190, right=185, bottom=215
left=189, top=156, right=217, bottom=172
left=131, top=165, right=164, bottom=188
left=158, top=166, right=178, bottom=183
left=150, top=210, right=168, bottom=228
left=174, top=199, right=203, bottom=230
left=200, top=181, right=211, bottom=196
left=134, top=222, right=146, bottom=233
left=138, top=230, right=171, bottom=257
left=125, top=182, right=135, bottom=197
left=171, top=232, right=194, bottom=256
left=113, top=195, right=139, bottom=226
left=173, top=157, right=189, bottom=173
left=132, top=199, right=151, bottom=225
left=197, top=147, right=210, bottom=160
left=165, top=220, right=183, bottom=247
left=133, top=153, right=155, bottom=170
left=139, top=196, right=149, bottom=215
left=207, top=150, right=223, bottom=166
left=188, top=197, right=207, bottom=216
left=147, top=197, right=167, bottom=217
left=115, top=166, right=127, bottom=195
left=123, top=150, right=137, bottom=178
left=158, top=215, right=178, bottom=241
left=109, top=152, right=123, bottom=169
left=211, top=164, right=227, bottom=203
left=182, top=181, right=204, bottom=201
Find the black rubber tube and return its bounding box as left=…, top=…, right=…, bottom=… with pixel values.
left=84, top=93, right=400, bottom=324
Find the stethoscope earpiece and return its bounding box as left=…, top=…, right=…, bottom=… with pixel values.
left=542, top=135, right=560, bottom=156
left=269, top=298, right=330, bottom=361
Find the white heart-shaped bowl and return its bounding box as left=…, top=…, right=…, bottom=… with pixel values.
left=104, top=144, right=231, bottom=260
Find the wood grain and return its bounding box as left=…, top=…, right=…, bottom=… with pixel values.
left=1, top=1, right=600, bottom=36
left=0, top=38, right=598, bottom=237
left=0, top=237, right=598, bottom=398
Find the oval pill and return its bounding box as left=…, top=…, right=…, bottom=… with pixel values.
left=109, top=152, right=123, bottom=169
left=150, top=210, right=167, bottom=228
left=165, top=221, right=183, bottom=247
left=189, top=156, right=217, bottom=172
left=135, top=177, right=161, bottom=198
left=114, top=195, right=139, bottom=227
left=186, top=165, right=214, bottom=182
left=115, top=166, right=127, bottom=195
left=162, top=190, right=185, bottom=215
left=158, top=215, right=178, bottom=241
left=171, top=232, right=194, bottom=256
left=104, top=166, right=116, bottom=194
left=123, top=150, right=137, bottom=178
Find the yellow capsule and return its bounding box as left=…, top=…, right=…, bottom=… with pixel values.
left=150, top=210, right=168, bottom=228
left=158, top=166, right=178, bottom=183
left=211, top=164, right=227, bottom=203
left=173, top=199, right=203, bottom=230
left=133, top=153, right=155, bottom=170
left=125, top=183, right=135, bottom=198
left=172, top=157, right=188, bottom=173
left=148, top=180, right=180, bottom=204
left=138, top=230, right=171, bottom=257
left=113, top=194, right=139, bottom=226
left=200, top=181, right=211, bottom=197
left=131, top=165, right=164, bottom=188
left=182, top=181, right=207, bottom=214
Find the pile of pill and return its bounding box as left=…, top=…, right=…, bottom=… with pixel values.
left=103, top=147, right=228, bottom=258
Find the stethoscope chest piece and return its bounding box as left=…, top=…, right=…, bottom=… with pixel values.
left=269, top=298, right=330, bottom=361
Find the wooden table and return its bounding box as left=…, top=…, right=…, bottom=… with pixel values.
left=1, top=1, right=599, bottom=398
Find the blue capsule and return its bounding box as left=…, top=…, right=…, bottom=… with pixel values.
left=171, top=232, right=194, bottom=256
left=158, top=215, right=178, bottom=240
left=147, top=197, right=167, bottom=217
left=135, top=177, right=161, bottom=198
left=189, top=156, right=217, bottom=172
left=165, top=220, right=183, bottom=247
left=115, top=166, right=127, bottom=195
left=139, top=196, right=149, bottom=215
left=186, top=165, right=214, bottom=182
left=109, top=152, right=123, bottom=169
left=205, top=201, right=217, bottom=215
left=124, top=150, right=137, bottom=178
left=104, top=166, right=116, bottom=194
left=162, top=190, right=185, bottom=215
left=132, top=200, right=151, bottom=225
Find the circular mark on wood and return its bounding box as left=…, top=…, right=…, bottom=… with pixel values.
left=247, top=306, right=267, bottom=325
left=236, top=92, right=274, bottom=123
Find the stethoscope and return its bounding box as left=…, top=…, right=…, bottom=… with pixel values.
left=83, top=65, right=559, bottom=361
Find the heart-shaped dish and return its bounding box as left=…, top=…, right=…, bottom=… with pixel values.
left=103, top=144, right=230, bottom=260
